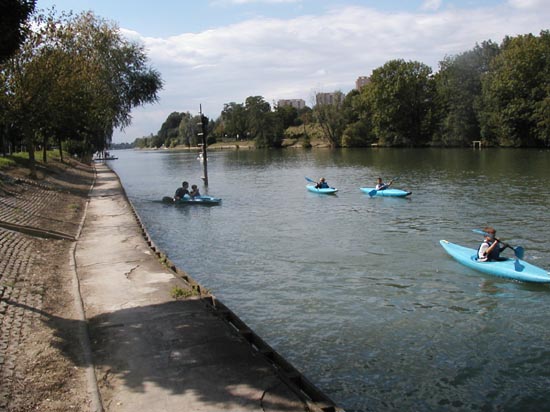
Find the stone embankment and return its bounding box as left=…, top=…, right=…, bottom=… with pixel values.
left=0, top=160, right=343, bottom=412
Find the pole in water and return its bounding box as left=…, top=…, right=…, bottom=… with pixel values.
left=199, top=104, right=208, bottom=186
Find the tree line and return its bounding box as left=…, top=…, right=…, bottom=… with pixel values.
left=0, top=1, right=162, bottom=174
left=137, top=30, right=549, bottom=149
left=2, top=0, right=548, bottom=162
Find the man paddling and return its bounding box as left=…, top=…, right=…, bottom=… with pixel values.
left=174, top=181, right=190, bottom=200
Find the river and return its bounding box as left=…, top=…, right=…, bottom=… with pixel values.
left=109, top=148, right=550, bottom=412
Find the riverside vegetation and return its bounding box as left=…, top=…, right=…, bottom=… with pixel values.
left=133, top=30, right=550, bottom=150
left=1, top=2, right=549, bottom=175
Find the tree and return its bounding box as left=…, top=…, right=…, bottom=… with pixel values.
left=0, top=9, right=163, bottom=170
left=365, top=59, right=435, bottom=146
left=341, top=89, right=375, bottom=147
left=313, top=91, right=346, bottom=147
left=245, top=96, right=275, bottom=147
left=176, top=112, right=195, bottom=146
left=157, top=112, right=183, bottom=147
left=433, top=41, right=500, bottom=146
left=221, top=102, right=248, bottom=140
left=479, top=31, right=550, bottom=147
left=0, top=0, right=36, bottom=64
left=274, top=104, right=300, bottom=129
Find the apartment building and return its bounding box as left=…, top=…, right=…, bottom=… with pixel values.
left=277, top=99, right=306, bottom=110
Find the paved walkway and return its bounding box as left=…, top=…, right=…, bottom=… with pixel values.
left=75, top=164, right=319, bottom=412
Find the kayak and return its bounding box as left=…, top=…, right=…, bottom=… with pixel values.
left=360, top=187, right=412, bottom=197
left=160, top=195, right=222, bottom=205
left=440, top=240, right=550, bottom=283
left=306, top=185, right=338, bottom=194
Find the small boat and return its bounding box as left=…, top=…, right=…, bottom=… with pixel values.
left=93, top=156, right=118, bottom=161
left=160, top=195, right=222, bottom=206
left=440, top=240, right=550, bottom=283
left=306, top=185, right=338, bottom=194
left=360, top=187, right=411, bottom=197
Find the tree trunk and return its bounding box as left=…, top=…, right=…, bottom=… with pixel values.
left=58, top=136, right=63, bottom=162
left=42, top=134, right=47, bottom=163
left=28, top=140, right=36, bottom=178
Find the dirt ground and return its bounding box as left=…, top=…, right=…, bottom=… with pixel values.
left=0, top=156, right=95, bottom=411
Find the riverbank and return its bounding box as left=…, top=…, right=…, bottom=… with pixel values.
left=0, top=155, right=94, bottom=411
left=0, top=156, right=340, bottom=412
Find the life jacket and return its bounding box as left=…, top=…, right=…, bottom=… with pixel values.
left=478, top=240, right=501, bottom=261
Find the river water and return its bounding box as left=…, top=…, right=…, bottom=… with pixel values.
left=109, top=148, right=550, bottom=412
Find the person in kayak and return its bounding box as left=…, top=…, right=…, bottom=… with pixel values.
left=315, top=177, right=330, bottom=189
left=189, top=184, right=201, bottom=198
left=478, top=227, right=509, bottom=261
left=375, top=177, right=393, bottom=190
left=174, top=181, right=190, bottom=200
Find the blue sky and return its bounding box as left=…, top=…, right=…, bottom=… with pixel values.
left=37, top=0, right=550, bottom=143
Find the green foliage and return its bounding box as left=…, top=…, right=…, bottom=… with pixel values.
left=0, top=0, right=36, bottom=64
left=479, top=30, right=550, bottom=147
left=363, top=59, right=435, bottom=146
left=434, top=41, right=500, bottom=146
left=156, top=112, right=184, bottom=147
left=129, top=31, right=548, bottom=149
left=0, top=9, right=163, bottom=165
left=170, top=286, right=193, bottom=299
left=313, top=91, right=346, bottom=147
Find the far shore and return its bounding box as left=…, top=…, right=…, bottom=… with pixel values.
left=131, top=137, right=334, bottom=152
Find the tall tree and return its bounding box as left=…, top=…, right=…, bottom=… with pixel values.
left=0, top=9, right=163, bottom=169
left=434, top=41, right=500, bottom=146
left=341, top=89, right=375, bottom=147
left=221, top=102, right=248, bottom=140
left=365, top=59, right=435, bottom=146
left=479, top=31, right=550, bottom=147
left=245, top=96, right=275, bottom=147
left=0, top=0, right=36, bottom=63
left=313, top=91, right=346, bottom=147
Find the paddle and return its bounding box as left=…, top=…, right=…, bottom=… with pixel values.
left=472, top=229, right=525, bottom=259
left=368, top=177, right=399, bottom=197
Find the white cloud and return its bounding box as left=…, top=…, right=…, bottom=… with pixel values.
left=421, top=0, right=443, bottom=11
left=507, top=0, right=547, bottom=9
left=114, top=2, right=550, bottom=142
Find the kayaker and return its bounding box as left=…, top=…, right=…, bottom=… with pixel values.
left=375, top=177, right=393, bottom=190
left=189, top=184, right=201, bottom=198
left=315, top=177, right=329, bottom=189
left=174, top=181, right=190, bottom=200
left=478, top=226, right=508, bottom=261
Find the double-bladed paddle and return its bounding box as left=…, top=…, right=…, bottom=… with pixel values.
left=472, top=229, right=525, bottom=259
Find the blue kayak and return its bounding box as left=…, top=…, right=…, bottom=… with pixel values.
left=306, top=185, right=338, bottom=194
left=440, top=240, right=550, bottom=283
left=360, top=187, right=411, bottom=197
left=161, top=195, right=222, bottom=205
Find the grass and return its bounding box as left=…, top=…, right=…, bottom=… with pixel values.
left=0, top=150, right=65, bottom=171
left=171, top=286, right=195, bottom=299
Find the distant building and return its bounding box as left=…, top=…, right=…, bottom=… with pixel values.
left=277, top=99, right=306, bottom=110
left=315, top=91, right=345, bottom=106
left=356, top=76, right=370, bottom=90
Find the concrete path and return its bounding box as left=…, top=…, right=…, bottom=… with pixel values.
left=75, top=164, right=312, bottom=412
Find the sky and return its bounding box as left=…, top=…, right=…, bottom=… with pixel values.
left=36, top=0, right=550, bottom=144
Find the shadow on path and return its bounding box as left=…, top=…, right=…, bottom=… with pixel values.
left=3, top=298, right=313, bottom=411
